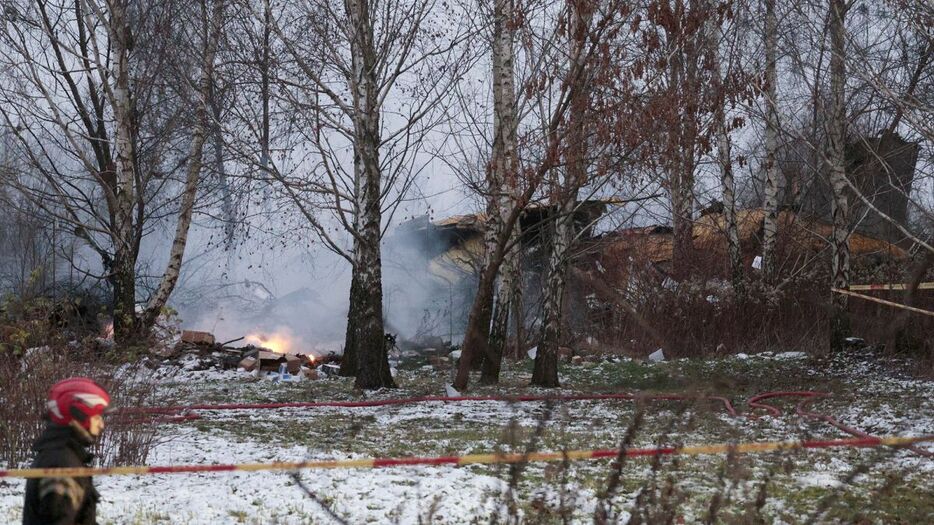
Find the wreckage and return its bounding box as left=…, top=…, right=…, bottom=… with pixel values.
left=388, top=203, right=910, bottom=347
left=169, top=329, right=339, bottom=380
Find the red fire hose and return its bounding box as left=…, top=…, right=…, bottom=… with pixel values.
left=747, top=391, right=931, bottom=457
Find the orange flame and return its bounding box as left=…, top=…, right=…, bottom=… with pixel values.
left=244, top=331, right=293, bottom=354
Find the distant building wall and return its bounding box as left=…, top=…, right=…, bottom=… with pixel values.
left=798, top=133, right=918, bottom=245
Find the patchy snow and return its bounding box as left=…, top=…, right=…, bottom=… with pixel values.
left=0, top=428, right=517, bottom=524
left=772, top=351, right=808, bottom=360
left=2, top=349, right=931, bottom=523
left=797, top=472, right=844, bottom=489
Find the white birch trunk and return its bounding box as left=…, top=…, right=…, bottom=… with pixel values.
left=108, top=0, right=139, bottom=342
left=485, top=0, right=520, bottom=382
left=762, top=0, right=780, bottom=280
left=532, top=0, right=590, bottom=387
left=532, top=199, right=573, bottom=387
left=668, top=32, right=695, bottom=279
left=347, top=0, right=395, bottom=389
left=828, top=0, right=850, bottom=350
left=143, top=0, right=223, bottom=328
left=705, top=1, right=744, bottom=294
left=340, top=144, right=366, bottom=377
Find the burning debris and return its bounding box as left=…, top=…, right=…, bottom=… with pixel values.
left=155, top=327, right=341, bottom=381
left=243, top=331, right=294, bottom=354
left=152, top=320, right=464, bottom=382
left=237, top=349, right=303, bottom=374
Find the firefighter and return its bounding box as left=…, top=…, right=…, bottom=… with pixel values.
left=23, top=377, right=111, bottom=525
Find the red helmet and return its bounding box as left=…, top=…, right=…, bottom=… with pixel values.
left=47, top=378, right=111, bottom=430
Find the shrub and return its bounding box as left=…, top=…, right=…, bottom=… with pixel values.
left=0, top=347, right=163, bottom=468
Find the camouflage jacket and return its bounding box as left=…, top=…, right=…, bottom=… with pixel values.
left=22, top=424, right=98, bottom=525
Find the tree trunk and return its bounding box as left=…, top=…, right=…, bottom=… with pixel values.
left=353, top=231, right=394, bottom=389
left=486, top=241, right=520, bottom=363
left=486, top=287, right=509, bottom=383
left=720, top=132, right=743, bottom=294
left=670, top=169, right=694, bottom=279
left=110, top=253, right=139, bottom=344
left=348, top=0, right=395, bottom=389
left=669, top=27, right=695, bottom=280
left=481, top=0, right=519, bottom=385
left=454, top=185, right=530, bottom=392
left=211, top=85, right=234, bottom=250
left=468, top=179, right=504, bottom=374
left=260, top=0, right=271, bottom=169
left=341, top=108, right=366, bottom=377
left=142, top=0, right=223, bottom=331
left=110, top=0, right=140, bottom=346
left=531, top=0, right=589, bottom=388
left=828, top=0, right=850, bottom=351
left=340, top=257, right=361, bottom=376
left=484, top=246, right=517, bottom=384
left=453, top=253, right=500, bottom=391
left=510, top=270, right=524, bottom=359
left=706, top=1, right=744, bottom=295
left=532, top=200, right=574, bottom=387
left=761, top=0, right=780, bottom=281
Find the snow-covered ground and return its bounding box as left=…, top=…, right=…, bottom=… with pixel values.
left=1, top=350, right=932, bottom=523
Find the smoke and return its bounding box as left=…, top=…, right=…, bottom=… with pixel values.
left=168, top=150, right=474, bottom=352
left=171, top=226, right=352, bottom=356
left=171, top=211, right=474, bottom=354
left=381, top=216, right=478, bottom=344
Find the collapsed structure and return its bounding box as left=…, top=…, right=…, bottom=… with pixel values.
left=387, top=204, right=908, bottom=347
left=386, top=201, right=612, bottom=345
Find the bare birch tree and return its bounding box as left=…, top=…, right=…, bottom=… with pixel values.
left=483, top=0, right=522, bottom=384
left=453, top=0, right=631, bottom=392
left=705, top=0, right=744, bottom=294
left=530, top=0, right=595, bottom=388
left=827, top=0, right=850, bottom=350
left=245, top=0, right=476, bottom=388
left=141, top=0, right=225, bottom=328
left=636, top=0, right=719, bottom=279
left=774, top=0, right=931, bottom=351
left=761, top=0, right=780, bottom=280
left=0, top=0, right=224, bottom=345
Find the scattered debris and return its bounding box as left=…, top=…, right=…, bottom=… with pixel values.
left=318, top=363, right=341, bottom=377
left=238, top=350, right=302, bottom=374
left=152, top=329, right=339, bottom=382
left=181, top=330, right=216, bottom=345
left=399, top=335, right=447, bottom=352
left=648, top=348, right=666, bottom=362
left=238, top=355, right=258, bottom=371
